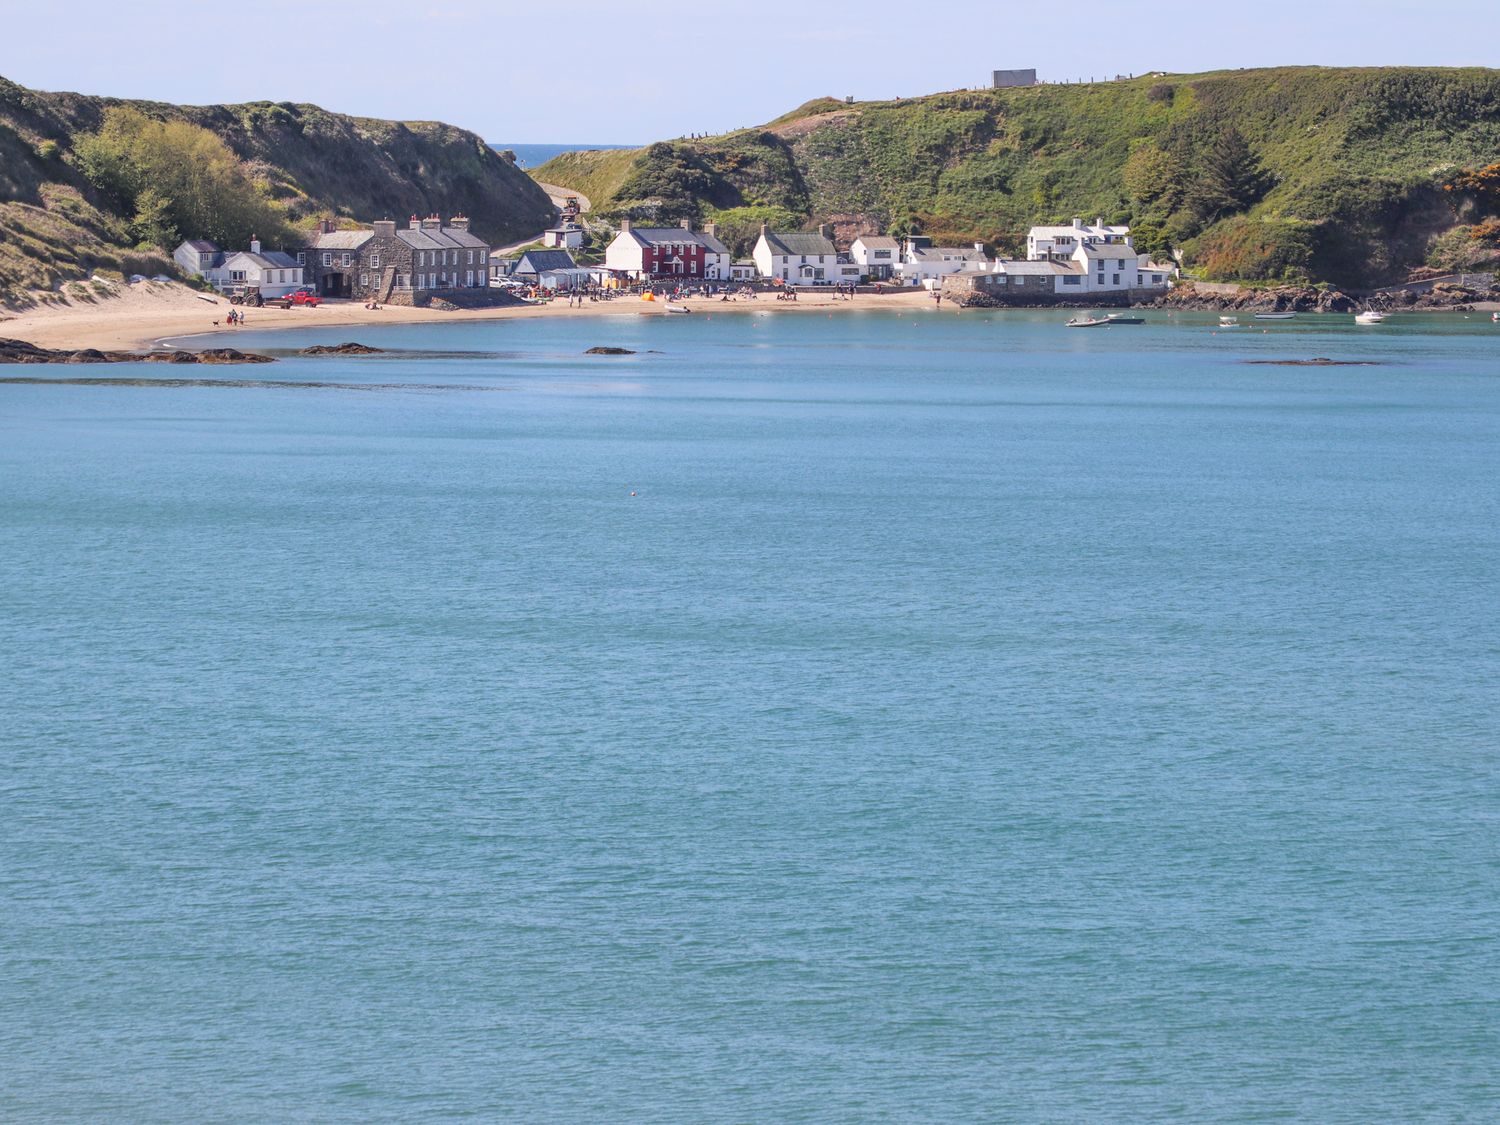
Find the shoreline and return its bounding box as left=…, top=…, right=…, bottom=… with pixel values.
left=3, top=283, right=1496, bottom=355
left=0, top=284, right=944, bottom=354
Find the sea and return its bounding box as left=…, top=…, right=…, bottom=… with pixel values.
left=493, top=143, right=637, bottom=170
left=1, top=309, right=1497, bottom=1122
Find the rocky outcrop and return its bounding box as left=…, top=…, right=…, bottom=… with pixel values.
left=0, top=338, right=273, bottom=364
left=300, top=342, right=385, bottom=355
left=1148, top=284, right=1360, bottom=313
left=584, top=346, right=635, bottom=355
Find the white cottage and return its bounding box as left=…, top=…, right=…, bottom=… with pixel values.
left=896, top=236, right=992, bottom=285
left=752, top=224, right=841, bottom=285
left=850, top=235, right=901, bottom=280
left=173, top=237, right=304, bottom=297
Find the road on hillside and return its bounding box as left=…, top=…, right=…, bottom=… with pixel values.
left=491, top=183, right=593, bottom=256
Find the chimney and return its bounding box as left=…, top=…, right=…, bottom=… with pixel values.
left=450, top=214, right=469, bottom=231
left=1072, top=217, right=1084, bottom=229
left=760, top=221, right=769, bottom=236
left=1095, top=217, right=1104, bottom=228
left=818, top=223, right=832, bottom=240
left=620, top=218, right=632, bottom=232
left=704, top=221, right=718, bottom=238
left=421, top=214, right=442, bottom=231
left=679, top=218, right=692, bottom=230
left=250, top=235, right=261, bottom=254
left=318, top=218, right=336, bottom=234
left=974, top=241, right=986, bottom=254
left=373, top=219, right=396, bottom=239
left=409, top=214, right=422, bottom=230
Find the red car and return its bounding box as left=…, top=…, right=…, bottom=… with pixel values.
left=267, top=288, right=322, bottom=309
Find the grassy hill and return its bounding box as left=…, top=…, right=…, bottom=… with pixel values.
left=535, top=68, right=1500, bottom=287
left=0, top=76, right=556, bottom=303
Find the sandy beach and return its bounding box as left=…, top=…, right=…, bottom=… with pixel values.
left=0, top=281, right=943, bottom=353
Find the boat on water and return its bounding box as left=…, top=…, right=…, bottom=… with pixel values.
left=664, top=304, right=692, bottom=314
left=1103, top=313, right=1144, bottom=324
left=1065, top=314, right=1112, bottom=328
left=1218, top=315, right=1242, bottom=329
left=1354, top=310, right=1387, bottom=325
left=1253, top=312, right=1296, bottom=321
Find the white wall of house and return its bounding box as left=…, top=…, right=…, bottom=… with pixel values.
left=604, top=231, right=646, bottom=277
left=752, top=237, right=841, bottom=285
left=210, top=252, right=304, bottom=298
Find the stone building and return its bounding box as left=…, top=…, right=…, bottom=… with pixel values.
left=300, top=215, right=491, bottom=305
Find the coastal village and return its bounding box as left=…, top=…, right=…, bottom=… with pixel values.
left=170, top=212, right=1177, bottom=309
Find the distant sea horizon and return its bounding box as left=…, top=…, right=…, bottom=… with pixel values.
left=491, top=142, right=639, bottom=171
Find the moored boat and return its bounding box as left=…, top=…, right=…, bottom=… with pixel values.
left=1065, top=314, right=1112, bottom=328
left=1218, top=315, right=1241, bottom=329
left=1354, top=309, right=1387, bottom=325
left=1103, top=313, right=1144, bottom=324
left=1253, top=312, right=1296, bottom=320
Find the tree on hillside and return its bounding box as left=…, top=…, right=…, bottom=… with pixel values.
left=77, top=107, right=292, bottom=250
left=1122, top=142, right=1186, bottom=217
left=1184, top=127, right=1271, bottom=225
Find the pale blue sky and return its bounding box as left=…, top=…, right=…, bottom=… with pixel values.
left=1, top=0, right=1495, bottom=142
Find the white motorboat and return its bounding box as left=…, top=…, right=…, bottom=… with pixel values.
left=1253, top=312, right=1296, bottom=321
left=1066, top=314, right=1112, bottom=328
left=1354, top=310, right=1387, bottom=325
left=1218, top=315, right=1241, bottom=329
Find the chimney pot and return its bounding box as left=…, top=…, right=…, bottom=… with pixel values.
left=620, top=218, right=632, bottom=232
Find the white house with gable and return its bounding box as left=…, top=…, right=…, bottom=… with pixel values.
left=753, top=224, right=840, bottom=285
left=1028, top=217, right=1134, bottom=261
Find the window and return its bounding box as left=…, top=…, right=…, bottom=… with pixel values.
left=1112, top=274, right=1120, bottom=285
left=230, top=270, right=245, bottom=281
left=296, top=252, right=306, bottom=264
left=370, top=253, right=380, bottom=270
left=429, top=272, right=436, bottom=288
left=395, top=274, right=407, bottom=289
left=342, top=253, right=352, bottom=267
left=467, top=250, right=474, bottom=264
left=466, top=270, right=474, bottom=286
left=322, top=253, right=332, bottom=266
left=359, top=273, right=368, bottom=286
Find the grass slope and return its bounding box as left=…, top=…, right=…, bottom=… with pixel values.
left=0, top=75, right=556, bottom=302
left=535, top=67, right=1500, bottom=286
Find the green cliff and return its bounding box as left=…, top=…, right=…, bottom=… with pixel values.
left=536, top=68, right=1500, bottom=287
left=0, top=75, right=556, bottom=302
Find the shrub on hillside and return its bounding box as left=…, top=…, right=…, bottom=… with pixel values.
left=1185, top=217, right=1315, bottom=282
left=76, top=106, right=293, bottom=250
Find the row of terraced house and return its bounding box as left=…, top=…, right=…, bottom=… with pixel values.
left=175, top=214, right=493, bottom=306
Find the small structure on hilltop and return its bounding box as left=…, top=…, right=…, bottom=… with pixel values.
left=543, top=223, right=586, bottom=250
left=993, top=69, right=1038, bottom=89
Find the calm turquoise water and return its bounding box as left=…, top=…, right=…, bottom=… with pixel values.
left=2, top=310, right=1498, bottom=1121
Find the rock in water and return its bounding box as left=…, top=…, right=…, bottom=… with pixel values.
left=300, top=342, right=386, bottom=356
left=584, top=346, right=635, bottom=355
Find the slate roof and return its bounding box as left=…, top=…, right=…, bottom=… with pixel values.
left=514, top=249, right=578, bottom=272
left=997, top=259, right=1081, bottom=275
left=309, top=230, right=375, bottom=251
left=698, top=230, right=730, bottom=255
left=223, top=249, right=302, bottom=270
left=854, top=236, right=900, bottom=250
left=1077, top=244, right=1142, bottom=260
left=910, top=246, right=988, bottom=262
left=762, top=230, right=836, bottom=257
left=183, top=239, right=219, bottom=253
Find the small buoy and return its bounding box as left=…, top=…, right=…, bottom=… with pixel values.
left=629, top=491, right=637, bottom=497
